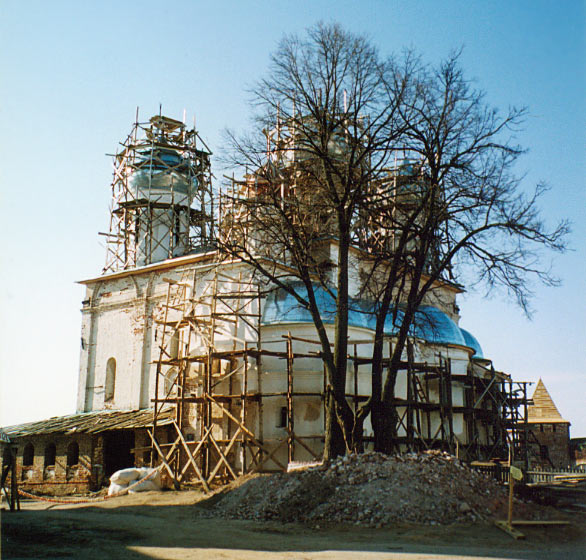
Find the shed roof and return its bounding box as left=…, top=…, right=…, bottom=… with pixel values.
left=527, top=379, right=569, bottom=424
left=2, top=408, right=174, bottom=438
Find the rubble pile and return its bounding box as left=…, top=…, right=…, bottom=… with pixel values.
left=208, top=451, right=545, bottom=526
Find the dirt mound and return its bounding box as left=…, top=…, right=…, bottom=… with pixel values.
left=206, top=450, right=552, bottom=526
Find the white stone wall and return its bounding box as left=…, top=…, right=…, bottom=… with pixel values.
left=77, top=257, right=484, bottom=460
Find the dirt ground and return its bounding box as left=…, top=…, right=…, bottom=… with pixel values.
left=1, top=490, right=584, bottom=560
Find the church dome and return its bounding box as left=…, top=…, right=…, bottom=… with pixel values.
left=262, top=287, right=468, bottom=348
left=459, top=327, right=484, bottom=358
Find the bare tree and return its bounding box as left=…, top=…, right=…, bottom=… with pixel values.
left=220, top=23, right=406, bottom=459
left=356, top=53, right=569, bottom=453
left=219, top=24, right=568, bottom=459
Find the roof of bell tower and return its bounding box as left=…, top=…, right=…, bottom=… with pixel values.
left=527, top=378, right=569, bottom=424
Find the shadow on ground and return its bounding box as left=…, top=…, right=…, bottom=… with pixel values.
left=1, top=494, right=584, bottom=560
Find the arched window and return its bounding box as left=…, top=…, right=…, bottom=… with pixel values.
left=164, top=368, right=177, bottom=396
left=23, top=443, right=34, bottom=466
left=67, top=442, right=79, bottom=467
left=44, top=443, right=56, bottom=467
left=105, top=358, right=116, bottom=402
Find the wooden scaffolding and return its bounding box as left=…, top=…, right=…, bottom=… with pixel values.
left=144, top=117, right=531, bottom=485
left=148, top=261, right=327, bottom=487
left=102, top=111, right=214, bottom=273
left=149, top=274, right=531, bottom=489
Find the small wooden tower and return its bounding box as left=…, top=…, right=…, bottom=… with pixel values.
left=527, top=379, right=571, bottom=469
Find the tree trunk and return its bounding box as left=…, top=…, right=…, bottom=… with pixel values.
left=350, top=404, right=371, bottom=453
left=374, top=367, right=398, bottom=453
left=323, top=387, right=346, bottom=461
left=375, top=400, right=398, bottom=454
left=331, top=221, right=356, bottom=453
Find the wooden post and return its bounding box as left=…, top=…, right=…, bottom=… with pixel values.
left=446, top=358, right=454, bottom=453
left=438, top=356, right=446, bottom=444
left=286, top=332, right=294, bottom=464
left=322, top=360, right=327, bottom=433
left=256, top=284, right=264, bottom=460
left=205, top=271, right=219, bottom=480
left=12, top=446, right=20, bottom=511
left=425, top=364, right=431, bottom=441
left=152, top=282, right=172, bottom=467
left=353, top=344, right=358, bottom=413
left=1, top=446, right=20, bottom=512
left=242, top=343, right=249, bottom=474
left=522, top=382, right=529, bottom=472
left=406, top=341, right=414, bottom=450
left=507, top=471, right=514, bottom=527
left=495, top=443, right=525, bottom=540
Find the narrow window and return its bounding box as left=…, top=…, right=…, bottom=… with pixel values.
left=105, top=358, right=116, bottom=402
left=44, top=443, right=56, bottom=468
left=174, top=213, right=181, bottom=246
left=552, top=424, right=556, bottom=433
left=67, top=442, right=79, bottom=467
left=278, top=406, right=288, bottom=428
left=23, top=443, right=34, bottom=466
left=540, top=424, right=544, bottom=433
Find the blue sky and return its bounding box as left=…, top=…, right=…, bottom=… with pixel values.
left=1, top=1, right=584, bottom=435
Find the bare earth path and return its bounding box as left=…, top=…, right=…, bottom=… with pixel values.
left=1, top=491, right=584, bottom=560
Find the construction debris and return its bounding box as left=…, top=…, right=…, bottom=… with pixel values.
left=204, top=451, right=557, bottom=526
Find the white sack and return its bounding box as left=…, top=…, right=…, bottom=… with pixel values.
left=136, top=467, right=162, bottom=488
left=107, top=482, right=128, bottom=496
left=110, top=467, right=141, bottom=485
left=128, top=479, right=160, bottom=493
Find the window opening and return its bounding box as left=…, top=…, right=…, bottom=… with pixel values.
left=44, top=443, right=56, bottom=467
left=105, top=358, right=116, bottom=402
left=67, top=442, right=79, bottom=466
left=278, top=406, right=288, bottom=428
left=23, top=443, right=34, bottom=466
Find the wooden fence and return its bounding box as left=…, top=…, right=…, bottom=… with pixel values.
left=525, top=467, right=586, bottom=484
left=470, top=463, right=586, bottom=484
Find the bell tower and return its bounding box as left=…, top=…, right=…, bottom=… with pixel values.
left=102, top=113, right=214, bottom=273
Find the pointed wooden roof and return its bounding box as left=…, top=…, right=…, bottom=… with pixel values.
left=527, top=379, right=569, bottom=424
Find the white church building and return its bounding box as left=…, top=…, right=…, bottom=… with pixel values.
left=2, top=114, right=532, bottom=493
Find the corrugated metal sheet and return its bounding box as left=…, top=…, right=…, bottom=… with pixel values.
left=2, top=408, right=174, bottom=438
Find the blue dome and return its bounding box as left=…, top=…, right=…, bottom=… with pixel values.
left=262, top=287, right=467, bottom=348
left=459, top=328, right=484, bottom=358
